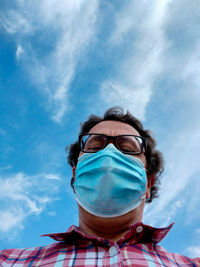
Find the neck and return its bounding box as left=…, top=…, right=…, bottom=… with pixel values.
left=78, top=204, right=144, bottom=242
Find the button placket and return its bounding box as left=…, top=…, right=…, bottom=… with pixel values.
left=136, top=225, right=143, bottom=233
left=109, top=246, right=117, bottom=256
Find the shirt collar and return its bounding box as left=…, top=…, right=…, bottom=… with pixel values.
left=42, top=222, right=174, bottom=245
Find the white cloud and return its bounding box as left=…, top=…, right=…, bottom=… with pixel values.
left=109, top=0, right=172, bottom=45
left=100, top=0, right=171, bottom=120
left=137, top=1, right=200, bottom=226
left=144, top=127, right=200, bottom=226
left=44, top=0, right=98, bottom=122
left=1, top=0, right=99, bottom=123
left=182, top=42, right=200, bottom=93
left=196, top=229, right=200, bottom=235
left=100, top=81, right=152, bottom=120
left=40, top=173, right=61, bottom=180
left=0, top=10, right=32, bottom=34
left=0, top=165, right=12, bottom=171
left=186, top=246, right=200, bottom=258
left=0, top=172, right=61, bottom=236
left=16, top=45, right=24, bottom=60
left=0, top=210, right=25, bottom=233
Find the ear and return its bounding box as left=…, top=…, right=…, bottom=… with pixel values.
left=146, top=173, right=155, bottom=199
left=72, top=166, right=76, bottom=179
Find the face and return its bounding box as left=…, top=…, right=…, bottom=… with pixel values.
left=75, top=120, right=154, bottom=231
left=78, top=120, right=147, bottom=168
left=77, top=120, right=153, bottom=199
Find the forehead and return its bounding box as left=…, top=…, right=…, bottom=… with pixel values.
left=88, top=120, right=140, bottom=136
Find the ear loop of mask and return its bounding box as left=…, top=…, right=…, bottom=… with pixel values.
left=71, top=162, right=76, bottom=193
left=71, top=177, right=76, bottom=193
left=145, top=168, right=153, bottom=202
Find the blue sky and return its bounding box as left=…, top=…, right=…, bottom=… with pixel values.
left=0, top=0, right=200, bottom=257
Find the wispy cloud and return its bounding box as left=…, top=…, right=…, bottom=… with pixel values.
left=143, top=0, right=200, bottom=227
left=186, top=246, right=200, bottom=258
left=16, top=45, right=24, bottom=60
left=43, top=173, right=61, bottom=180
left=100, top=0, right=171, bottom=120
left=0, top=10, right=32, bottom=34
left=0, top=171, right=61, bottom=238
left=0, top=210, right=25, bottom=233
left=144, top=127, right=200, bottom=226
left=1, top=0, right=99, bottom=123
left=0, top=165, right=12, bottom=171
left=182, top=42, right=200, bottom=92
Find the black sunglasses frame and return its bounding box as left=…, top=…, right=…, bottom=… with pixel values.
left=79, top=133, right=147, bottom=155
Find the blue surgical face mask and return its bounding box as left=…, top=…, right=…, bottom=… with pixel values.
left=74, top=144, right=147, bottom=218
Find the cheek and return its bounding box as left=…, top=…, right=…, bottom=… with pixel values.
left=78, top=151, right=84, bottom=158
left=134, top=154, right=147, bottom=168
left=141, top=156, right=147, bottom=168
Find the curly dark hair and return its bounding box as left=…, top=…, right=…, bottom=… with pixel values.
left=67, top=107, right=164, bottom=203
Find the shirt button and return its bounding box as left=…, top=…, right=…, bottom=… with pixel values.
left=109, top=246, right=117, bottom=256
left=136, top=225, right=143, bottom=233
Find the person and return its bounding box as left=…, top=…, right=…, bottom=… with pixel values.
left=0, top=107, right=199, bottom=266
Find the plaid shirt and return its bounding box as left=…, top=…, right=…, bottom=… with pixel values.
left=1, top=222, right=200, bottom=266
